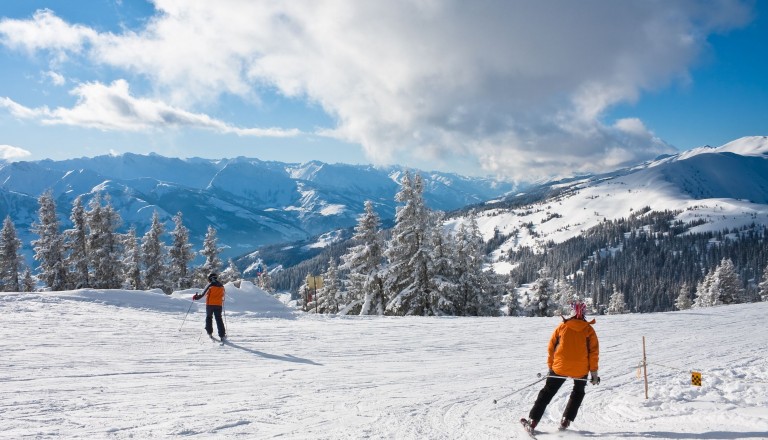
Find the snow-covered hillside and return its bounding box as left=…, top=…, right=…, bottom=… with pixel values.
left=1, top=288, right=767, bottom=439
left=452, top=136, right=768, bottom=261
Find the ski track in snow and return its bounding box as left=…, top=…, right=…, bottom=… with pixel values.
left=1, top=291, right=767, bottom=439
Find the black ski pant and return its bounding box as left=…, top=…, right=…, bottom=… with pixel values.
left=205, top=305, right=226, bottom=338
left=528, top=375, right=587, bottom=422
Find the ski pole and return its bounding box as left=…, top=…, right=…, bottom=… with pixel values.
left=178, top=294, right=196, bottom=332
left=544, top=373, right=590, bottom=382
left=492, top=374, right=547, bottom=404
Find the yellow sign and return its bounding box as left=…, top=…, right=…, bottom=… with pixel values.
left=691, top=371, right=702, bottom=387
left=306, top=275, right=323, bottom=289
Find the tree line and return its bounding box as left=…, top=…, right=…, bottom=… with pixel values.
left=503, top=209, right=768, bottom=313
left=0, top=190, right=245, bottom=293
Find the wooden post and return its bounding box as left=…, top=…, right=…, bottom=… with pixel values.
left=642, top=336, right=649, bottom=399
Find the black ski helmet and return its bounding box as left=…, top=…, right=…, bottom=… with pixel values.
left=208, top=272, right=218, bottom=282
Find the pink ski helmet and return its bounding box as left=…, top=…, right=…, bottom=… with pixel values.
left=571, top=301, right=587, bottom=319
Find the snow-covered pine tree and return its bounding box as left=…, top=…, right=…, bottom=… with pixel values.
left=526, top=266, right=557, bottom=317
left=142, top=211, right=168, bottom=292
left=383, top=172, right=435, bottom=316
left=606, top=284, right=627, bottom=314
left=31, top=190, right=67, bottom=291
left=340, top=200, right=386, bottom=315
left=675, top=282, right=693, bottom=310
left=259, top=267, right=273, bottom=292
left=759, top=263, right=768, bottom=302
left=453, top=213, right=495, bottom=316
left=21, top=266, right=36, bottom=292
left=199, top=225, right=222, bottom=285
left=168, top=211, right=194, bottom=290
left=64, top=196, right=89, bottom=289
left=219, top=258, right=243, bottom=283
left=315, top=258, right=342, bottom=314
left=429, top=211, right=457, bottom=315
left=122, top=227, right=142, bottom=290
left=222, top=258, right=242, bottom=284
left=553, top=277, right=577, bottom=316
left=713, top=258, right=742, bottom=305
left=0, top=216, right=22, bottom=292
left=87, top=195, right=123, bottom=289
left=500, top=273, right=520, bottom=316
left=693, top=270, right=718, bottom=308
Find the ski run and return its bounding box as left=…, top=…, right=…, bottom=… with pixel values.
left=1, top=281, right=767, bottom=439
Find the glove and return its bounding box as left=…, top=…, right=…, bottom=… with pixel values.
left=192, top=294, right=201, bottom=301
left=590, top=370, right=600, bottom=385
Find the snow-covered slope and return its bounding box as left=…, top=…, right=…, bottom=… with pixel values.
left=1, top=289, right=766, bottom=439
left=453, top=136, right=768, bottom=257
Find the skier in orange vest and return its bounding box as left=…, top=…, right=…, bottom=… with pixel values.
left=522, top=301, right=600, bottom=432
left=193, top=273, right=227, bottom=341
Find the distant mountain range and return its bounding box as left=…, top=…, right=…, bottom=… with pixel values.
left=244, top=136, right=768, bottom=286
left=0, top=153, right=517, bottom=263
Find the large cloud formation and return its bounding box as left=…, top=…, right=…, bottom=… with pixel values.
left=0, top=1, right=753, bottom=179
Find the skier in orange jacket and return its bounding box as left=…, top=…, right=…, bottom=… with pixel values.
left=523, top=301, right=600, bottom=431
left=192, top=273, right=227, bottom=340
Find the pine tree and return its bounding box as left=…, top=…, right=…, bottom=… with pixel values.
left=122, top=227, right=142, bottom=290
left=21, top=266, right=36, bottom=292
left=87, top=195, right=123, bottom=289
left=693, top=271, right=718, bottom=308
left=384, top=172, right=435, bottom=316
left=454, top=213, right=495, bottom=316
left=500, top=274, right=520, bottom=316
left=606, top=284, right=627, bottom=314
left=0, top=216, right=22, bottom=292
left=31, top=190, right=67, bottom=290
left=221, top=258, right=242, bottom=284
left=429, top=211, right=458, bottom=315
left=199, top=225, right=222, bottom=284
left=340, top=200, right=386, bottom=315
left=553, top=278, right=577, bottom=315
left=141, top=211, right=168, bottom=292
left=64, top=196, right=89, bottom=289
left=713, top=258, right=742, bottom=305
left=675, top=282, right=693, bottom=310
left=315, top=258, right=342, bottom=314
left=526, top=267, right=557, bottom=317
left=759, top=264, right=768, bottom=302
left=259, top=266, right=273, bottom=292
left=168, top=211, right=194, bottom=290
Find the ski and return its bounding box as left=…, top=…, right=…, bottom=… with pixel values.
left=209, top=335, right=229, bottom=345
left=520, top=418, right=537, bottom=439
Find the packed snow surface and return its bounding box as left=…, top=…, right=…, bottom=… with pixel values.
left=1, top=284, right=767, bottom=439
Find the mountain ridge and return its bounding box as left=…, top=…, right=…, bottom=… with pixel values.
left=0, top=153, right=518, bottom=263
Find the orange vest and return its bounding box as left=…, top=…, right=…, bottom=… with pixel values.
left=547, top=318, right=599, bottom=377
left=205, top=285, right=225, bottom=306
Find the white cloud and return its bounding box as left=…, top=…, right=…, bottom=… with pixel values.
left=0, top=144, right=32, bottom=161
left=0, top=9, right=96, bottom=53
left=45, top=70, right=66, bottom=86
left=0, top=1, right=754, bottom=179
left=0, top=80, right=301, bottom=137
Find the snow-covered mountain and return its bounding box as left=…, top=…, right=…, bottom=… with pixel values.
left=446, top=136, right=768, bottom=267
left=0, top=153, right=517, bottom=261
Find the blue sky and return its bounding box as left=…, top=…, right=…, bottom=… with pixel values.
left=0, top=1, right=765, bottom=181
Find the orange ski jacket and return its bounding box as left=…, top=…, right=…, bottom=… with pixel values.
left=201, top=281, right=225, bottom=306
left=547, top=317, right=599, bottom=378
